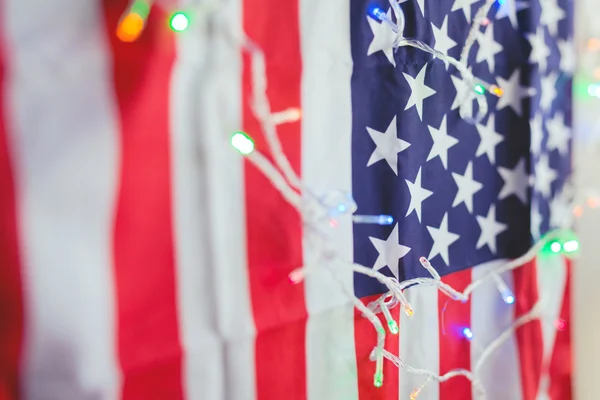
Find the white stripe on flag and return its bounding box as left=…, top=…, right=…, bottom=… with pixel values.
left=300, top=0, right=358, bottom=398
left=171, top=2, right=224, bottom=398
left=399, top=285, right=440, bottom=399
left=200, top=1, right=256, bottom=399
left=535, top=254, right=568, bottom=399
left=3, top=0, right=120, bottom=398
left=471, top=260, right=523, bottom=400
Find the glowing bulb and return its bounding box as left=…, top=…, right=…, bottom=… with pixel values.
left=368, top=5, right=386, bottom=21
left=555, top=318, right=567, bottom=331
left=117, top=12, right=145, bottom=42
left=550, top=241, right=562, bottom=253
left=588, top=84, right=600, bottom=98
left=587, top=197, right=600, bottom=208
left=563, top=240, right=579, bottom=253
left=388, top=320, right=399, bottom=335
left=490, top=85, right=504, bottom=97
left=498, top=0, right=506, bottom=4
left=231, top=132, right=255, bottom=155
left=573, top=205, right=584, bottom=217
left=504, top=294, right=515, bottom=304
left=474, top=84, right=486, bottom=95
left=170, top=12, right=189, bottom=32
left=404, top=306, right=414, bottom=317
left=288, top=269, right=304, bottom=284
left=410, top=388, right=421, bottom=400
left=352, top=215, right=394, bottom=225
left=373, top=372, right=383, bottom=388
left=116, top=0, right=150, bottom=42
left=588, top=38, right=600, bottom=51
left=462, top=327, right=473, bottom=340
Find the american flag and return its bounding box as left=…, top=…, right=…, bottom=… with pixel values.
left=0, top=0, right=572, bottom=400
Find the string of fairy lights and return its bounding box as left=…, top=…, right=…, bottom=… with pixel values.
left=116, top=0, right=585, bottom=398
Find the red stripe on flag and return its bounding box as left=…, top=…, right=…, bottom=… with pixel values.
left=439, top=269, right=472, bottom=400
left=354, top=295, right=399, bottom=400
left=242, top=1, right=306, bottom=399
left=549, top=257, right=572, bottom=400
left=513, top=259, right=543, bottom=400
left=103, top=2, right=184, bottom=399
left=0, top=35, right=23, bottom=400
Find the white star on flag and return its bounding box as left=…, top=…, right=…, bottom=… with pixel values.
left=534, top=153, right=558, bottom=198
left=476, top=205, right=507, bottom=254
left=495, top=0, right=529, bottom=29
left=405, top=167, right=434, bottom=223
left=427, top=213, right=460, bottom=266
left=452, top=161, right=484, bottom=213
left=557, top=38, right=575, bottom=74
left=475, top=114, right=504, bottom=164
left=451, top=0, right=480, bottom=22
left=530, top=112, right=545, bottom=156
left=426, top=116, right=459, bottom=170
left=540, top=0, right=566, bottom=36
left=450, top=73, right=475, bottom=118
left=546, top=111, right=570, bottom=156
left=549, top=193, right=571, bottom=229
left=540, top=71, right=558, bottom=112
left=531, top=200, right=543, bottom=240
left=496, top=69, right=534, bottom=116
left=403, top=64, right=437, bottom=121
left=369, top=223, right=411, bottom=279
left=431, top=17, right=457, bottom=70
left=527, top=26, right=551, bottom=72
left=498, top=158, right=529, bottom=204
left=367, top=8, right=397, bottom=66
left=476, top=25, right=503, bottom=73
left=366, top=116, right=411, bottom=175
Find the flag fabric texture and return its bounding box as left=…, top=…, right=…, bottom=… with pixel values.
left=0, top=0, right=573, bottom=399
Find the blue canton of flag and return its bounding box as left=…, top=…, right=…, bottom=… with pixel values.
left=350, top=0, right=573, bottom=298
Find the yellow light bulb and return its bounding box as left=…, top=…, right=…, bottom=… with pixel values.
left=410, top=389, right=421, bottom=400
left=117, top=12, right=145, bottom=42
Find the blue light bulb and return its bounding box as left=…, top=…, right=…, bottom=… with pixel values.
left=367, top=4, right=385, bottom=21
left=462, top=327, right=473, bottom=340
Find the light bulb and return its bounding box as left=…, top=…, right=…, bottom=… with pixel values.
left=550, top=241, right=562, bottom=253
left=388, top=320, right=399, bottom=335
left=352, top=214, right=394, bottom=225
left=563, top=240, right=579, bottom=253
left=288, top=269, right=304, bottom=284
left=373, top=372, right=383, bottom=388
left=474, top=84, right=486, bottom=95
left=367, top=5, right=386, bottom=21
left=170, top=12, right=189, bottom=32
left=231, top=132, right=255, bottom=155
left=490, top=85, right=504, bottom=97
left=462, top=327, right=473, bottom=340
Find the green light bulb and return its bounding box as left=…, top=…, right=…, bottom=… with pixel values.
left=231, top=132, right=255, bottom=155
left=374, top=372, right=383, bottom=388
left=388, top=320, right=399, bottom=335
left=550, top=241, right=562, bottom=253
left=474, top=84, right=486, bottom=95
left=170, top=12, right=189, bottom=32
